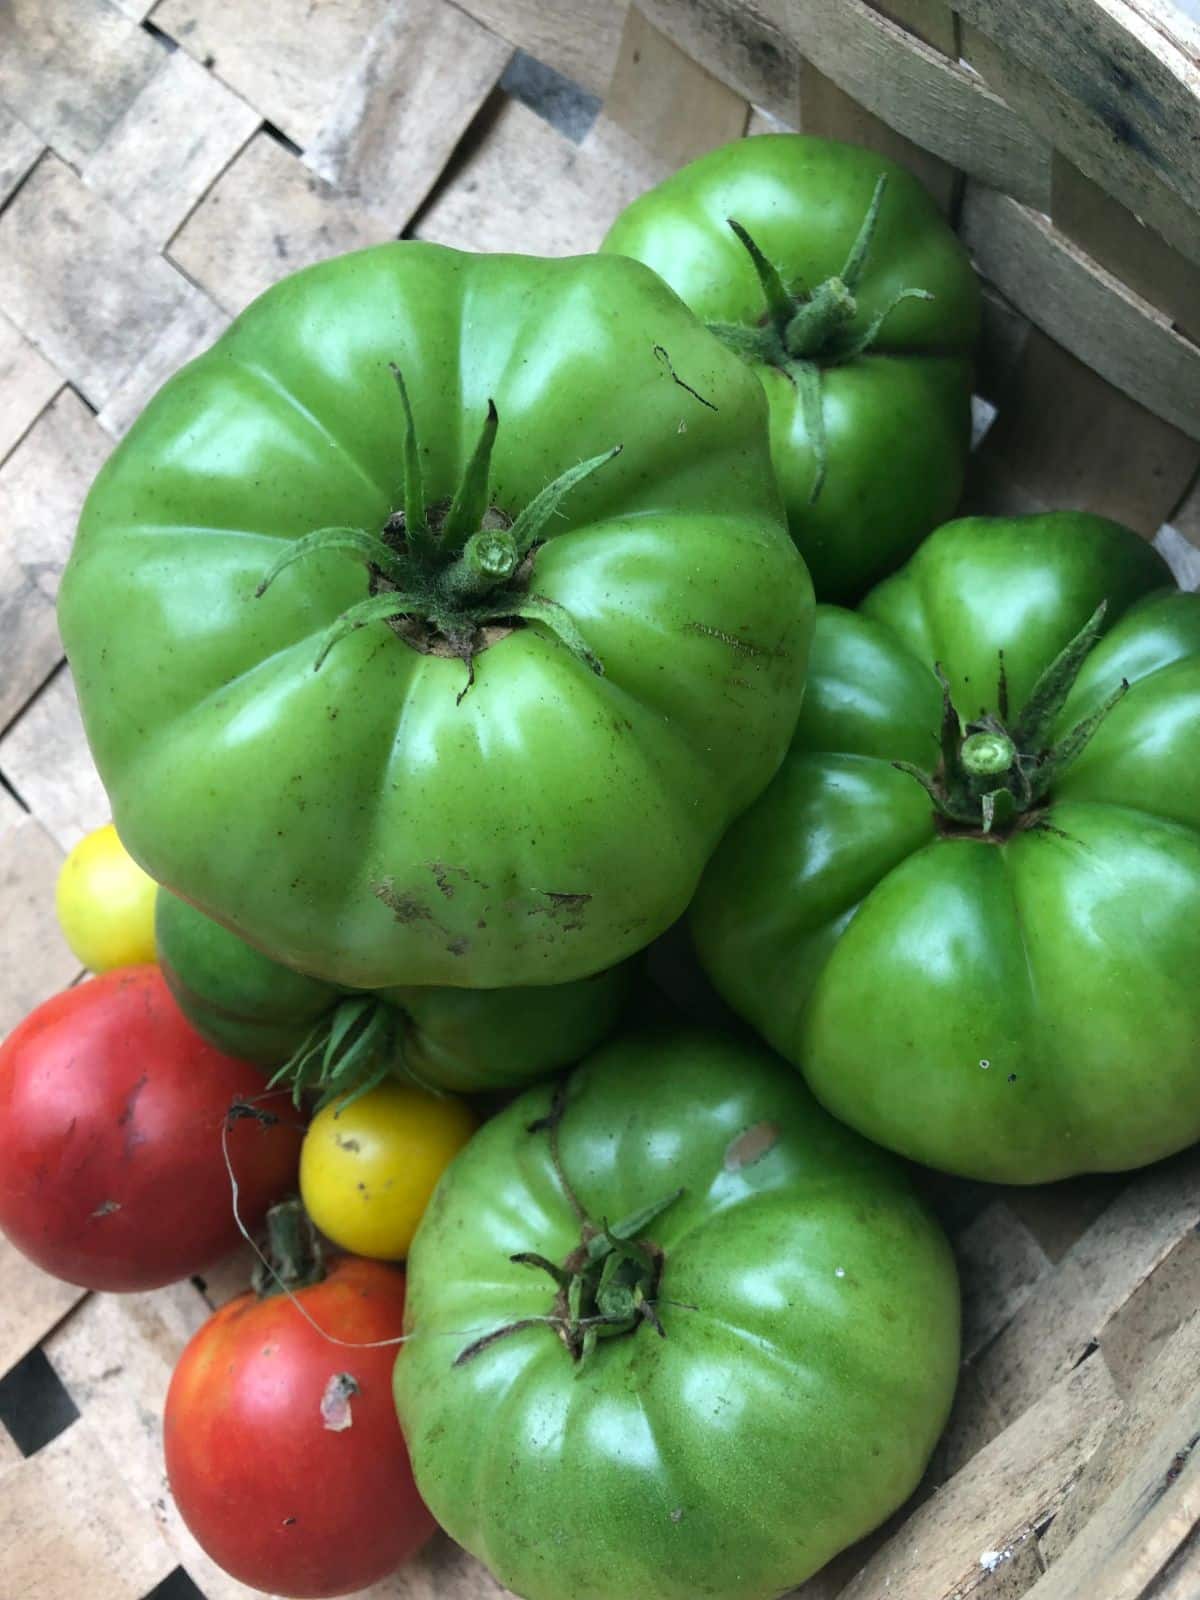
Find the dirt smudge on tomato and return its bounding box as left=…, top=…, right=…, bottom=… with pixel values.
left=373, top=881, right=434, bottom=925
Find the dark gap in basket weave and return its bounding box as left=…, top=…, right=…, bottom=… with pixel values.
left=0, top=1347, right=80, bottom=1456
left=140, top=1569, right=207, bottom=1600
left=501, top=49, right=601, bottom=144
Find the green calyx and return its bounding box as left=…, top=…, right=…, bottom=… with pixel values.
left=268, top=993, right=400, bottom=1110
left=707, top=177, right=933, bottom=505
left=453, top=1085, right=684, bottom=1370
left=895, top=602, right=1129, bottom=837
left=255, top=367, right=620, bottom=694
left=253, top=1198, right=326, bottom=1298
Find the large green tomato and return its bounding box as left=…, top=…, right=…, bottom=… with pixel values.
left=60, top=244, right=811, bottom=991
left=693, top=513, right=1200, bottom=1184
left=602, top=135, right=980, bottom=601
left=155, top=890, right=631, bottom=1095
left=395, top=1029, right=960, bottom=1600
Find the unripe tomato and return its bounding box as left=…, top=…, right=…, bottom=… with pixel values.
left=300, top=1083, right=476, bottom=1260
left=55, top=822, right=157, bottom=971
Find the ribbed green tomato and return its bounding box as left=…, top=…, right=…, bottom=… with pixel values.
left=394, top=1029, right=960, bottom=1600
left=155, top=890, right=631, bottom=1095
left=693, top=513, right=1200, bottom=1183
left=602, top=134, right=980, bottom=601
left=60, top=243, right=811, bottom=991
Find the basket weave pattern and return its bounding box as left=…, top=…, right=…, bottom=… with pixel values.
left=1, top=2, right=1199, bottom=1597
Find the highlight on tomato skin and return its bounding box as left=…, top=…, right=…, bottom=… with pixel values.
left=0, top=965, right=305, bottom=1292
left=164, top=1213, right=435, bottom=1599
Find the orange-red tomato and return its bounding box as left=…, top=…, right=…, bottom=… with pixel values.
left=165, top=1254, right=435, bottom=1596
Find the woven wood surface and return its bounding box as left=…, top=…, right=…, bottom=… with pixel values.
left=2, top=3, right=1200, bottom=1599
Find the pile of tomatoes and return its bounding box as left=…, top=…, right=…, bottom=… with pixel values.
left=3, top=131, right=1198, bottom=1600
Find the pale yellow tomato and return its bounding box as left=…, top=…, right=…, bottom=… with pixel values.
left=55, top=822, right=158, bottom=972
left=300, top=1081, right=477, bottom=1260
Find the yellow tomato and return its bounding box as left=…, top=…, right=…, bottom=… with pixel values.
left=300, top=1081, right=477, bottom=1260
left=55, top=822, right=158, bottom=972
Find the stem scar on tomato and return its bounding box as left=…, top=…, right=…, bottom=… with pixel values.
left=255, top=368, right=621, bottom=699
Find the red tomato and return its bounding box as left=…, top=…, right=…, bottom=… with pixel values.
left=165, top=1253, right=435, bottom=1596
left=0, top=967, right=303, bottom=1291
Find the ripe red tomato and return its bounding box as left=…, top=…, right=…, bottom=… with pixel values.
left=0, top=967, right=304, bottom=1291
left=165, top=1250, right=435, bottom=1596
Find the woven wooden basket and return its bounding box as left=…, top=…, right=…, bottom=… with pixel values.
left=2, top=2, right=1200, bottom=1597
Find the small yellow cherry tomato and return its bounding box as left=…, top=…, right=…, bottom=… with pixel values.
left=55, top=822, right=158, bottom=972
left=300, top=1081, right=477, bottom=1260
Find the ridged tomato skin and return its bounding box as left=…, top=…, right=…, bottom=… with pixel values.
left=0, top=966, right=303, bottom=1291
left=165, top=1256, right=434, bottom=1598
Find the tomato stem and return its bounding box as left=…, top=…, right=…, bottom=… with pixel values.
left=253, top=386, right=619, bottom=696
left=254, top=1199, right=326, bottom=1298
left=893, top=602, right=1129, bottom=837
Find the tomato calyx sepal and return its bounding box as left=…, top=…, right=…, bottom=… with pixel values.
left=453, top=1080, right=683, bottom=1370
left=705, top=177, right=935, bottom=506
left=894, top=600, right=1130, bottom=836
left=253, top=1198, right=326, bottom=1299
left=254, top=370, right=620, bottom=696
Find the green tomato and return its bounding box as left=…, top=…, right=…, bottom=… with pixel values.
left=602, top=134, right=980, bottom=601
left=693, top=512, right=1200, bottom=1184
left=394, top=1028, right=960, bottom=1600
left=155, top=890, right=632, bottom=1095
left=60, top=243, right=812, bottom=991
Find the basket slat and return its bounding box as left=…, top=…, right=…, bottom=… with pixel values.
left=456, top=0, right=628, bottom=96
left=0, top=313, right=60, bottom=465
left=0, top=389, right=112, bottom=731
left=959, top=20, right=1200, bottom=266
left=1038, top=1310, right=1200, bottom=1565
left=954, top=0, right=1200, bottom=235
left=960, top=184, right=1200, bottom=442
left=0, top=669, right=109, bottom=855
left=0, top=0, right=161, bottom=167
left=839, top=1357, right=1124, bottom=1600
left=0, top=105, right=43, bottom=208
left=970, top=332, right=1200, bottom=534
left=636, top=0, right=1053, bottom=206
left=0, top=1235, right=85, bottom=1383
left=971, top=1150, right=1200, bottom=1433
left=1050, top=159, right=1200, bottom=341
left=299, top=2, right=510, bottom=217
left=79, top=50, right=259, bottom=251
left=0, top=1417, right=177, bottom=1600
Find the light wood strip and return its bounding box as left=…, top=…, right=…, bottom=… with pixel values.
left=0, top=389, right=112, bottom=732
left=97, top=293, right=229, bottom=440
left=456, top=0, right=628, bottom=97
left=302, top=0, right=511, bottom=230
left=153, top=0, right=391, bottom=149
left=955, top=0, right=1200, bottom=251
left=0, top=667, right=109, bottom=853
left=961, top=19, right=1200, bottom=268
left=169, top=130, right=393, bottom=319
left=0, top=106, right=42, bottom=210
left=0, top=1237, right=85, bottom=1383
left=0, top=1416, right=175, bottom=1600
left=603, top=7, right=748, bottom=175
left=1051, top=157, right=1200, bottom=343
left=636, top=0, right=1053, bottom=207
left=839, top=1355, right=1123, bottom=1600
left=81, top=51, right=260, bottom=250
left=0, top=0, right=162, bottom=166
left=0, top=155, right=204, bottom=409
left=0, top=314, right=60, bottom=468
left=961, top=185, right=1200, bottom=443
left=973, top=1149, right=1200, bottom=1433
